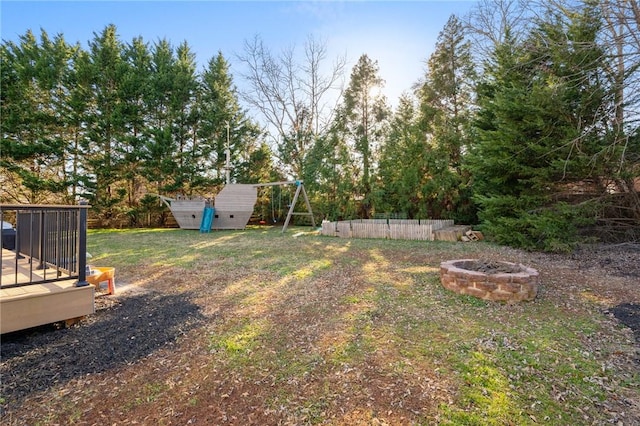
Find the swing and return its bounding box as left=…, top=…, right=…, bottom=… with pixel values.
left=259, top=187, right=271, bottom=225
left=271, top=186, right=280, bottom=223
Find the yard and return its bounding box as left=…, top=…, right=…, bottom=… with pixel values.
left=1, top=227, right=639, bottom=425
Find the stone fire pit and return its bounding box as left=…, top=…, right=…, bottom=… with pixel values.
left=440, top=259, right=539, bottom=302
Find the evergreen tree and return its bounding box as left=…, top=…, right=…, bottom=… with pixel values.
left=118, top=36, right=152, bottom=224
left=335, top=54, right=389, bottom=218
left=63, top=47, right=94, bottom=203
left=417, top=15, right=477, bottom=222
left=199, top=52, right=233, bottom=185
left=199, top=52, right=261, bottom=188
left=170, top=41, right=199, bottom=194
left=304, top=130, right=358, bottom=220
left=0, top=30, right=75, bottom=203
left=376, top=94, right=425, bottom=218
left=469, top=3, right=610, bottom=251
left=85, top=24, right=127, bottom=220
left=144, top=39, right=180, bottom=195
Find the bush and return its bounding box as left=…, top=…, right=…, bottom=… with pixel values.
left=481, top=202, right=595, bottom=253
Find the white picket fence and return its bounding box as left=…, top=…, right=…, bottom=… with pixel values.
left=321, top=219, right=454, bottom=241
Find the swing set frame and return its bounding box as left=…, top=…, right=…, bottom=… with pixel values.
left=253, top=180, right=315, bottom=232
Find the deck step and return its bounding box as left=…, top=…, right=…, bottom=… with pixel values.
left=1, top=280, right=95, bottom=334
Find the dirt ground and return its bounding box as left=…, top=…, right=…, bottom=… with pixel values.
left=545, top=243, right=640, bottom=336
left=1, top=241, right=639, bottom=425
left=532, top=243, right=640, bottom=343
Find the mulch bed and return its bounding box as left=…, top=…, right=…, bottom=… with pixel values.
left=0, top=291, right=204, bottom=411
left=610, top=303, right=640, bottom=343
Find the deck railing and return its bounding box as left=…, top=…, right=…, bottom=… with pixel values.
left=0, top=203, right=90, bottom=289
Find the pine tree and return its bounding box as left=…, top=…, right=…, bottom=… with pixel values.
left=118, top=36, right=152, bottom=224
left=417, top=15, right=477, bottom=221
left=0, top=30, right=74, bottom=203
left=199, top=52, right=261, bottom=188
left=469, top=3, right=611, bottom=251
left=85, top=24, right=127, bottom=220
left=64, top=47, right=93, bottom=203
left=376, top=94, right=425, bottom=218
left=336, top=54, right=390, bottom=218
left=171, top=41, right=199, bottom=194
left=144, top=39, right=180, bottom=195
left=199, top=52, right=234, bottom=185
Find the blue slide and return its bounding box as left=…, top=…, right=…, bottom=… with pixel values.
left=200, top=207, right=215, bottom=233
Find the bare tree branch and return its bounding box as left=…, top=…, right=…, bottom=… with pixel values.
left=236, top=35, right=345, bottom=176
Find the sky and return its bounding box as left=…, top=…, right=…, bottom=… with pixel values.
left=1, top=0, right=478, bottom=109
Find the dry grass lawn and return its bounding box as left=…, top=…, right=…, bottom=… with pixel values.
left=1, top=227, right=638, bottom=425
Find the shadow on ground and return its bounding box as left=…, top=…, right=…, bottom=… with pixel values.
left=1, top=292, right=204, bottom=404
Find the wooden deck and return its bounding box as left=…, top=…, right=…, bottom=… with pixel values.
left=1, top=250, right=95, bottom=334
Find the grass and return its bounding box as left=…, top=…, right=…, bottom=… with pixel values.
left=6, top=226, right=637, bottom=425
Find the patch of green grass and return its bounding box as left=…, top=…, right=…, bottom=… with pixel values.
left=209, top=318, right=268, bottom=362
left=433, top=306, right=615, bottom=424
left=441, top=350, right=530, bottom=425
left=140, top=383, right=167, bottom=405
left=88, top=228, right=203, bottom=267
left=355, top=260, right=619, bottom=424
left=329, top=332, right=373, bottom=366
left=297, top=397, right=330, bottom=424
left=271, top=352, right=325, bottom=383
left=292, top=258, right=333, bottom=279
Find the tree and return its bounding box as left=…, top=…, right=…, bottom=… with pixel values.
left=0, top=30, right=74, bottom=203
left=63, top=46, right=94, bottom=203
left=170, top=41, right=199, bottom=194
left=143, top=38, right=180, bottom=196
left=84, top=24, right=127, bottom=220
left=594, top=0, right=640, bottom=236
left=376, top=94, right=426, bottom=218
left=469, top=3, right=612, bottom=251
left=116, top=36, right=152, bottom=224
left=334, top=54, right=389, bottom=218
left=237, top=35, right=345, bottom=178
left=199, top=52, right=262, bottom=188
left=304, top=130, right=358, bottom=220
left=466, top=0, right=534, bottom=60
left=417, top=15, right=477, bottom=222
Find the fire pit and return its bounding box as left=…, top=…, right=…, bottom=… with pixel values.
left=440, top=259, right=539, bottom=302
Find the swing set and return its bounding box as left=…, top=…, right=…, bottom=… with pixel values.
left=255, top=180, right=315, bottom=232
left=157, top=125, right=314, bottom=232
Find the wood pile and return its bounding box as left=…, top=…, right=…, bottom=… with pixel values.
left=433, top=225, right=471, bottom=242
left=461, top=229, right=484, bottom=242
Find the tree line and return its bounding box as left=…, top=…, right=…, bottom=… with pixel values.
left=2, top=0, right=639, bottom=251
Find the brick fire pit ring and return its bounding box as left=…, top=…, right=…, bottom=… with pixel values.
left=440, top=259, right=539, bottom=302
